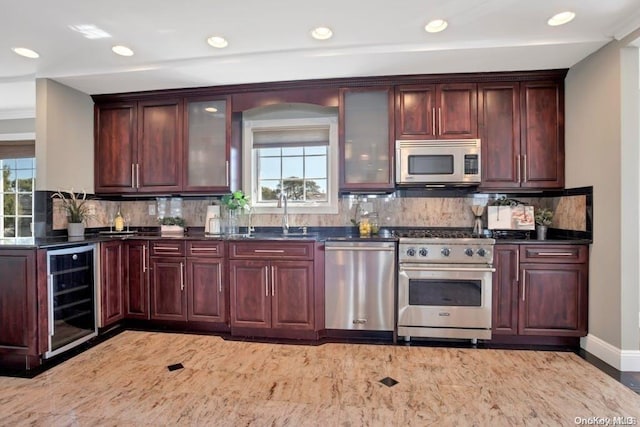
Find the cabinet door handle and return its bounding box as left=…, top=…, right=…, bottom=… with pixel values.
left=535, top=252, right=575, bottom=257
left=142, top=245, right=147, bottom=272
left=515, top=250, right=519, bottom=282
left=48, top=274, right=54, bottom=336
left=521, top=271, right=526, bottom=302
left=180, top=262, right=184, bottom=291
left=218, top=265, right=222, bottom=293
left=432, top=108, right=436, bottom=135
left=136, top=164, right=140, bottom=189
left=438, top=107, right=442, bottom=135
left=271, top=266, right=275, bottom=297
left=264, top=266, right=269, bottom=296
left=522, top=154, right=527, bottom=183
left=516, top=155, right=521, bottom=183
left=131, top=164, right=136, bottom=188
left=225, top=161, right=229, bottom=187
left=155, top=246, right=180, bottom=251
left=254, top=249, right=285, bottom=254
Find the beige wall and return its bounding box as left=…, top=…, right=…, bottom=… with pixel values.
left=35, top=78, right=94, bottom=192
left=565, top=30, right=640, bottom=355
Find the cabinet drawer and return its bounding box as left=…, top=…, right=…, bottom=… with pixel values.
left=187, top=240, right=224, bottom=258
left=229, top=242, right=314, bottom=260
left=150, top=241, right=186, bottom=257
left=520, top=245, right=587, bottom=263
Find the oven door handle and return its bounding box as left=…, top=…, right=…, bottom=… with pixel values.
left=400, top=265, right=496, bottom=273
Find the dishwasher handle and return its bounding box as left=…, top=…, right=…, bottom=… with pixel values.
left=325, top=242, right=396, bottom=252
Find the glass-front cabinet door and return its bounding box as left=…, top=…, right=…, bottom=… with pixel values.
left=183, top=97, right=230, bottom=192
left=339, top=88, right=394, bottom=191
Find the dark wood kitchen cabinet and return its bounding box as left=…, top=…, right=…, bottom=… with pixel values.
left=125, top=240, right=149, bottom=319
left=395, top=83, right=477, bottom=140
left=182, top=97, right=231, bottom=192
left=0, top=249, right=46, bottom=368
left=95, top=99, right=183, bottom=194
left=147, top=240, right=227, bottom=324
left=186, top=241, right=227, bottom=323
left=479, top=80, right=564, bottom=190
left=149, top=241, right=187, bottom=321
left=100, top=241, right=125, bottom=327
left=492, top=244, right=588, bottom=338
left=339, top=87, right=395, bottom=191
left=229, top=241, right=315, bottom=337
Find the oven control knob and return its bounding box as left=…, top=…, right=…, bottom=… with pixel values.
left=441, top=247, right=451, bottom=257
left=406, top=248, right=416, bottom=257
left=465, top=248, right=474, bottom=257
left=419, top=248, right=428, bottom=257
left=477, top=248, right=487, bottom=257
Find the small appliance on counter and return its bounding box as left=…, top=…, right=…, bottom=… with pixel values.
left=204, top=205, right=221, bottom=234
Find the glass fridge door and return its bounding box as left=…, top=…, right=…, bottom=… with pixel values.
left=45, top=244, right=97, bottom=358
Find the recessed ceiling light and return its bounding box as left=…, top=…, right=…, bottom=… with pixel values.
left=204, top=107, right=218, bottom=113
left=112, top=45, right=134, bottom=57
left=12, top=47, right=39, bottom=59
left=547, top=11, right=576, bottom=26
left=207, top=36, right=228, bottom=48
left=311, top=26, right=333, bottom=40
left=425, top=19, right=448, bottom=33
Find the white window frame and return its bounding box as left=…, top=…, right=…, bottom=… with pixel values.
left=242, top=117, right=339, bottom=214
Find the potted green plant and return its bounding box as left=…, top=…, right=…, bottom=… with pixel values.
left=534, top=208, right=553, bottom=240
left=220, top=191, right=250, bottom=234
left=51, top=189, right=91, bottom=237
left=159, top=216, right=186, bottom=235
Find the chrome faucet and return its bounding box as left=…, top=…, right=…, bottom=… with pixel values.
left=277, top=192, right=289, bottom=234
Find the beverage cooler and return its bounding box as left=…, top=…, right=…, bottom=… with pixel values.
left=45, top=244, right=97, bottom=359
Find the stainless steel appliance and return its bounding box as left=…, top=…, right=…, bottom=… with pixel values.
left=325, top=241, right=396, bottom=331
left=395, top=139, right=481, bottom=186
left=395, top=229, right=495, bottom=341
left=45, top=244, right=97, bottom=359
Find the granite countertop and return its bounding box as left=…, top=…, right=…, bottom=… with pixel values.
left=0, top=227, right=590, bottom=249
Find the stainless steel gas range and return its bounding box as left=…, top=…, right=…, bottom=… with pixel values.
left=395, top=229, right=496, bottom=342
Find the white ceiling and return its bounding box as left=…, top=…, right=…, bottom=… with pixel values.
left=1, top=0, right=640, bottom=117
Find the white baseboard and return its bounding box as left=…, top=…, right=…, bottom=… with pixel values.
left=581, top=334, right=640, bottom=371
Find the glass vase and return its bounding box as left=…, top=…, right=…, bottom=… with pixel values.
left=223, top=207, right=240, bottom=235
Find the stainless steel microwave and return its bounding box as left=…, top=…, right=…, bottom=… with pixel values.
left=395, top=139, right=481, bottom=186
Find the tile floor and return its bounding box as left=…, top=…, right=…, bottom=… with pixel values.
left=1, top=330, right=640, bottom=426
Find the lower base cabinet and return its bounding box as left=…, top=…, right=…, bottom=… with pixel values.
left=492, top=244, right=588, bottom=337
left=125, top=240, right=149, bottom=319
left=229, top=241, right=316, bottom=337
left=100, top=241, right=125, bottom=327
left=148, top=240, right=227, bottom=324
left=0, top=249, right=44, bottom=368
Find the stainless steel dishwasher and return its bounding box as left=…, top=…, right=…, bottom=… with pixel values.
left=324, top=240, right=396, bottom=331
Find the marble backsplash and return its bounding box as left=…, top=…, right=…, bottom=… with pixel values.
left=52, top=194, right=588, bottom=232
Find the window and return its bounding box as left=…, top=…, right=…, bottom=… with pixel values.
left=1, top=157, right=36, bottom=237
left=243, top=117, right=339, bottom=214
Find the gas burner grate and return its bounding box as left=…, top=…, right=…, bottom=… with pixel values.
left=393, top=229, right=476, bottom=239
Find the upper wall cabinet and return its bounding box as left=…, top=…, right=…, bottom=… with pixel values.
left=95, top=97, right=234, bottom=195
left=479, top=80, right=564, bottom=190
left=339, top=87, right=394, bottom=192
left=395, top=83, right=478, bottom=140
left=95, top=99, right=183, bottom=194
left=183, top=97, right=231, bottom=192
